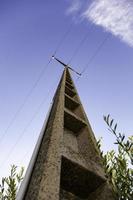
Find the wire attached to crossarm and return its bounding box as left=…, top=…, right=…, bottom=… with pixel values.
left=52, top=55, right=81, bottom=76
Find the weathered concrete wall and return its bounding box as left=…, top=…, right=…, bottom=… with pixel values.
left=23, top=71, right=66, bottom=200
left=88, top=183, right=116, bottom=200
left=60, top=189, right=83, bottom=200
left=60, top=69, right=115, bottom=200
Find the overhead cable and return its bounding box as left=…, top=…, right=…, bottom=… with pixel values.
left=0, top=59, right=52, bottom=144
left=0, top=23, right=73, bottom=145
left=81, top=35, right=110, bottom=75
left=0, top=76, right=60, bottom=168
left=67, top=26, right=93, bottom=65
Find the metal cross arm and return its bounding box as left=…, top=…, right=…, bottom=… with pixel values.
left=52, top=55, right=81, bottom=76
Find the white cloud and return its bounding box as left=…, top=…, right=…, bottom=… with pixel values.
left=83, top=0, right=133, bottom=47
left=67, top=0, right=133, bottom=47
left=66, top=0, right=82, bottom=15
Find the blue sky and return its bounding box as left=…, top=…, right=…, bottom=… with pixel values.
left=0, top=0, right=133, bottom=179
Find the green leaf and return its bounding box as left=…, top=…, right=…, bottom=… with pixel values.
left=110, top=119, right=114, bottom=127
left=114, top=123, right=117, bottom=132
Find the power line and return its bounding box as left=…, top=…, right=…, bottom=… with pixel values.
left=75, top=34, right=110, bottom=83
left=67, top=25, right=93, bottom=65
left=81, top=34, right=110, bottom=75
left=0, top=76, right=60, bottom=168
left=0, top=23, right=73, bottom=145
left=0, top=58, right=52, bottom=144
left=53, top=22, right=73, bottom=56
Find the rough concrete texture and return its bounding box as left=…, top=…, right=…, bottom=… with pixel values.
left=23, top=71, right=66, bottom=200
left=60, top=189, right=83, bottom=200
left=18, top=67, right=116, bottom=200
left=88, top=183, right=116, bottom=200
left=60, top=156, right=105, bottom=198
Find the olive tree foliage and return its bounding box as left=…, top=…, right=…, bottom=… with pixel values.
left=97, top=115, right=133, bottom=200
left=0, top=165, right=24, bottom=200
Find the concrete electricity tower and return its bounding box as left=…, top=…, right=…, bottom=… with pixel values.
left=17, top=58, right=116, bottom=200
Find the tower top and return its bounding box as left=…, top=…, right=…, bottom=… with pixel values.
left=52, top=55, right=81, bottom=76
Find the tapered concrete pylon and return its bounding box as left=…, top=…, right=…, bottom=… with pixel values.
left=17, top=67, right=116, bottom=200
